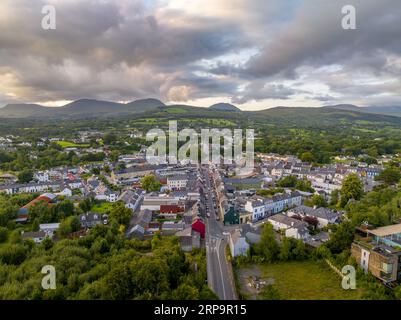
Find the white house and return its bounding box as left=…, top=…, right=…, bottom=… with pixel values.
left=118, top=189, right=144, bottom=212
left=58, top=187, right=73, bottom=197
left=21, top=231, right=47, bottom=244
left=34, top=171, right=50, bottom=182
left=245, top=198, right=267, bottom=222
left=167, top=175, right=189, bottom=190
left=267, top=214, right=310, bottom=240
left=229, top=229, right=250, bottom=257
left=141, top=195, right=181, bottom=211
left=39, top=223, right=60, bottom=236
left=245, top=192, right=303, bottom=222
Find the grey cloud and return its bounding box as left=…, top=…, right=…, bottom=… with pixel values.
left=0, top=0, right=400, bottom=107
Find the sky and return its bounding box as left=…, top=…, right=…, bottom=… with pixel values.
left=0, top=0, right=400, bottom=110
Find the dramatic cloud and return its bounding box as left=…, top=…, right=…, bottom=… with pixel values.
left=0, top=0, right=400, bottom=109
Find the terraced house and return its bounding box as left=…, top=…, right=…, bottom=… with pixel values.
left=244, top=191, right=303, bottom=222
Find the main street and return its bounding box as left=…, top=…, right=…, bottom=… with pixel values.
left=202, top=165, right=237, bottom=300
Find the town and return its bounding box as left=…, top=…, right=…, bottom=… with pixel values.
left=1, top=129, right=400, bottom=300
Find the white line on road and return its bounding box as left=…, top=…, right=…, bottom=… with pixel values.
left=216, top=238, right=226, bottom=300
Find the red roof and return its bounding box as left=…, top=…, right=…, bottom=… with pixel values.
left=160, top=205, right=184, bottom=213
left=23, top=195, right=54, bottom=209
left=192, top=218, right=205, bottom=238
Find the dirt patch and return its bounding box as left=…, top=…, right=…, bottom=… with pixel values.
left=237, top=266, right=264, bottom=300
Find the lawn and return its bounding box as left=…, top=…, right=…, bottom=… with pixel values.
left=55, top=141, right=90, bottom=148
left=239, top=260, right=364, bottom=300
left=91, top=202, right=115, bottom=213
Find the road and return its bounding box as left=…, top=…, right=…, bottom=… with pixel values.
left=202, top=165, right=237, bottom=300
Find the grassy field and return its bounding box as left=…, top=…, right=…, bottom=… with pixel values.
left=165, top=107, right=188, bottom=114
left=55, top=141, right=90, bottom=148
left=239, top=260, right=363, bottom=300
left=91, top=202, right=115, bottom=213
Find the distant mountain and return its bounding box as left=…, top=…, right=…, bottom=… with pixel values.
left=62, top=99, right=124, bottom=114
left=126, top=98, right=165, bottom=111
left=324, top=104, right=401, bottom=117
left=209, top=103, right=241, bottom=112
left=1, top=98, right=400, bottom=126
left=363, top=106, right=401, bottom=117
left=253, top=106, right=401, bottom=127
left=0, top=98, right=167, bottom=118
left=323, top=104, right=361, bottom=112
left=0, top=103, right=48, bottom=117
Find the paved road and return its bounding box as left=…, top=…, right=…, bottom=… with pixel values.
left=202, top=166, right=237, bottom=300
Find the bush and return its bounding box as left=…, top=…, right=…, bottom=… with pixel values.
left=0, top=227, right=7, bottom=243
left=0, top=244, right=28, bottom=265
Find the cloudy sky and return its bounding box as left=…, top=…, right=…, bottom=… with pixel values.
left=0, top=0, right=400, bottom=110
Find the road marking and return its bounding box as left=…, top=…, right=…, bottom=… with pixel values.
left=216, top=238, right=226, bottom=300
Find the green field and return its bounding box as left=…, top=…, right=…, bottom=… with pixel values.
left=165, top=107, right=188, bottom=114
left=55, top=141, right=90, bottom=148
left=91, top=202, right=115, bottom=213
left=239, top=260, right=363, bottom=300
left=132, top=118, right=168, bottom=125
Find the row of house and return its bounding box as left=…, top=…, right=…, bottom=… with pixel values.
left=244, top=191, right=303, bottom=222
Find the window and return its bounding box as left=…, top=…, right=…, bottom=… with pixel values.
left=381, top=262, right=393, bottom=273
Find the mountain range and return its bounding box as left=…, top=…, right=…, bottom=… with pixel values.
left=323, top=104, right=401, bottom=117
left=0, top=99, right=401, bottom=120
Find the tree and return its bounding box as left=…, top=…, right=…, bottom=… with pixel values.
left=256, top=223, right=279, bottom=262
left=141, top=175, right=162, bottom=192
left=330, top=189, right=340, bottom=206
left=0, top=204, right=17, bottom=227
left=58, top=216, right=81, bottom=238
left=131, top=256, right=169, bottom=297
left=103, top=132, right=117, bottom=145
left=17, top=169, right=33, bottom=183
left=340, top=174, right=363, bottom=207
left=326, top=221, right=355, bottom=254
left=29, top=201, right=52, bottom=223
left=300, top=151, right=315, bottom=163
left=277, top=175, right=297, bottom=188
left=292, top=240, right=308, bottom=260
left=103, top=263, right=133, bottom=299
left=79, top=197, right=94, bottom=213
left=295, top=179, right=314, bottom=193
left=0, top=227, right=7, bottom=243
left=306, top=194, right=327, bottom=208
left=0, top=244, right=28, bottom=265
left=31, top=218, right=40, bottom=231
left=279, top=237, right=293, bottom=261
left=376, top=168, right=401, bottom=186
left=172, top=283, right=199, bottom=300
left=109, top=202, right=132, bottom=226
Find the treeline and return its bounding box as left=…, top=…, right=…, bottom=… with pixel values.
left=0, top=229, right=216, bottom=300
left=254, top=126, right=401, bottom=164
